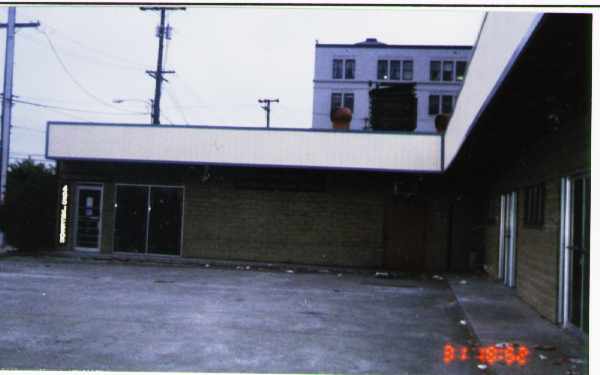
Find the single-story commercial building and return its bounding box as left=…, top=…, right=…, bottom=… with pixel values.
left=46, top=12, right=590, bottom=335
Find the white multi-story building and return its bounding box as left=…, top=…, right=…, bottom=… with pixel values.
left=312, top=38, right=473, bottom=132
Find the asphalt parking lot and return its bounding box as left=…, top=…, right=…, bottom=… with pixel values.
left=0, top=256, right=482, bottom=374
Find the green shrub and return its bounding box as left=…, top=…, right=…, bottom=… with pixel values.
left=0, top=159, right=57, bottom=252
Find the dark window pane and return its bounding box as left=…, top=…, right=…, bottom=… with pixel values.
left=428, top=95, right=439, bottom=115
left=443, top=61, right=454, bottom=81
left=331, top=93, right=342, bottom=114
left=442, top=95, right=453, bottom=113
left=377, top=60, right=388, bottom=80
left=430, top=61, right=441, bottom=81
left=114, top=186, right=148, bottom=253
left=390, top=60, right=401, bottom=80
left=456, top=61, right=467, bottom=81
left=524, top=183, right=545, bottom=226
left=332, top=59, right=343, bottom=79
left=344, top=59, right=355, bottom=79
left=147, top=187, right=183, bottom=255
left=343, top=93, right=354, bottom=112
left=403, top=60, right=413, bottom=80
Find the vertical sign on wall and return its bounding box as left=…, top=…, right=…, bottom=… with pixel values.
left=59, top=184, right=68, bottom=244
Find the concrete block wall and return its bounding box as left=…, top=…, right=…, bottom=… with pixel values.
left=56, top=161, right=471, bottom=271
left=481, top=115, right=590, bottom=322
left=182, top=175, right=385, bottom=267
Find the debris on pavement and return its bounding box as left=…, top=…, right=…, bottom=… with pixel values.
left=374, top=272, right=390, bottom=278
left=432, top=274, right=444, bottom=280
left=337, top=273, right=343, bottom=277
left=477, top=364, right=487, bottom=370
left=285, top=270, right=295, bottom=274
left=245, top=266, right=251, bottom=270
left=459, top=279, right=468, bottom=285
left=204, top=264, right=211, bottom=268
left=534, top=344, right=557, bottom=351
left=539, top=354, right=548, bottom=360
left=459, top=320, right=467, bottom=325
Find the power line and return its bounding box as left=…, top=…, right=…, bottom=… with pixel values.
left=11, top=97, right=147, bottom=116
left=18, top=31, right=143, bottom=72
left=37, top=29, right=141, bottom=114
left=173, top=73, right=205, bottom=105
left=164, top=86, right=188, bottom=125
left=39, top=25, right=147, bottom=69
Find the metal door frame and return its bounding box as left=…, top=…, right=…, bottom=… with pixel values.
left=73, top=183, right=104, bottom=252
left=499, top=191, right=517, bottom=287
left=558, top=174, right=590, bottom=330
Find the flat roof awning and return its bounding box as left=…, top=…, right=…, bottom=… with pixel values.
left=46, top=122, right=443, bottom=173
left=443, top=12, right=543, bottom=169
left=46, top=12, right=544, bottom=174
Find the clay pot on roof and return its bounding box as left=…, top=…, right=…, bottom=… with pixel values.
left=331, top=107, right=353, bottom=130
left=435, top=113, right=450, bottom=134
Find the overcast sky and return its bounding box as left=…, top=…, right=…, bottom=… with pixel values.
left=1, top=6, right=484, bottom=162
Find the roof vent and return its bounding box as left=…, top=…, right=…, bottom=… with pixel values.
left=355, top=38, right=386, bottom=46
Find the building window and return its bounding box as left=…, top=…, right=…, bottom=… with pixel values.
left=378, top=59, right=414, bottom=81
left=441, top=95, right=453, bottom=113
left=377, top=60, right=388, bottom=80
left=389, top=60, right=401, bottom=80
left=343, top=93, right=354, bottom=112
left=332, top=59, right=343, bottom=79
left=344, top=59, right=355, bottom=79
left=428, top=95, right=440, bottom=115
left=456, top=61, right=467, bottom=81
left=524, top=184, right=545, bottom=227
left=443, top=61, right=454, bottom=81
left=430, top=61, right=441, bottom=81
left=429, top=95, right=454, bottom=115
left=331, top=93, right=342, bottom=114
left=331, top=92, right=354, bottom=114
left=403, top=60, right=413, bottom=80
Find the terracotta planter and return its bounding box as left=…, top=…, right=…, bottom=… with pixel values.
left=435, top=113, right=450, bottom=133
left=331, top=107, right=353, bottom=130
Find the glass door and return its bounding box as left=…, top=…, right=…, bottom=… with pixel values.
left=74, top=185, right=103, bottom=251
left=569, top=175, right=590, bottom=333
left=113, top=185, right=183, bottom=256
left=114, top=185, right=148, bottom=253
left=148, top=187, right=183, bottom=255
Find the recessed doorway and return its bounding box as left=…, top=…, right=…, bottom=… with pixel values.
left=74, top=185, right=103, bottom=251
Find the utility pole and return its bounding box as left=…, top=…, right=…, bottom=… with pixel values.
left=0, top=7, right=40, bottom=204
left=140, top=6, right=185, bottom=125
left=258, top=98, right=279, bottom=128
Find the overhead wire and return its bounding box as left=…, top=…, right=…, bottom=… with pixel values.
left=12, top=97, right=147, bottom=116
left=39, top=25, right=148, bottom=69
left=164, top=86, right=189, bottom=125
left=18, top=31, right=143, bottom=72
left=36, top=29, right=143, bottom=114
